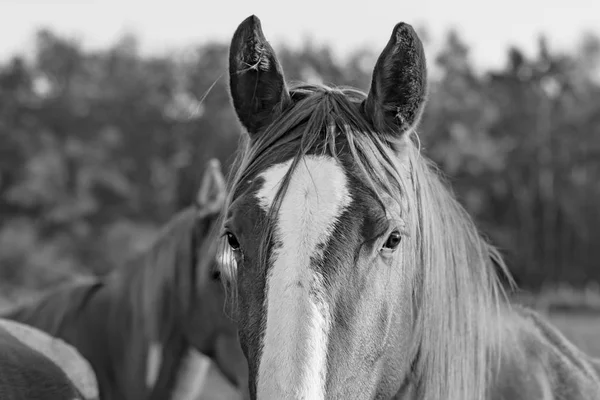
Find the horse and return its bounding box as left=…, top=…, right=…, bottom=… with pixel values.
left=0, top=317, right=98, bottom=399
left=2, top=159, right=249, bottom=400
left=217, top=15, right=600, bottom=400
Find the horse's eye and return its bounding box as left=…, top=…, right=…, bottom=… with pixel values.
left=226, top=232, right=241, bottom=251
left=382, top=230, right=402, bottom=250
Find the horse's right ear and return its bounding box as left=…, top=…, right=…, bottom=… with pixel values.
left=362, top=22, right=428, bottom=139
left=196, top=158, right=226, bottom=216
left=229, top=15, right=290, bottom=139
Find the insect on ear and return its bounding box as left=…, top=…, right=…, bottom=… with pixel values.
left=362, top=22, right=428, bottom=139
left=228, top=15, right=291, bottom=139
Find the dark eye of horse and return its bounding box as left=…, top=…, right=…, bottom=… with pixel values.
left=226, top=232, right=241, bottom=251
left=383, top=230, right=402, bottom=250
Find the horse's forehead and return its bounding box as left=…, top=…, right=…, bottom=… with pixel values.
left=254, top=155, right=352, bottom=217
left=251, top=155, right=397, bottom=232
left=252, top=155, right=352, bottom=399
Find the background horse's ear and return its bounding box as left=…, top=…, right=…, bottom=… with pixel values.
left=196, top=158, right=226, bottom=215
left=362, top=22, right=428, bottom=138
left=229, top=15, right=290, bottom=138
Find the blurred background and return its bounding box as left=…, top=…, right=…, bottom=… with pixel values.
left=0, top=1, right=599, bottom=353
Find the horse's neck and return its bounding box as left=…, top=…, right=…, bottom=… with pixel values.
left=39, top=277, right=151, bottom=400
left=115, top=267, right=193, bottom=400
left=91, top=273, right=161, bottom=400
left=146, top=335, right=190, bottom=400
left=1, top=282, right=121, bottom=398
left=4, top=282, right=97, bottom=334
left=139, top=299, right=218, bottom=400
left=169, top=349, right=217, bottom=400
left=61, top=271, right=190, bottom=400
left=389, top=302, right=600, bottom=400
left=489, top=304, right=600, bottom=400
left=69, top=281, right=147, bottom=400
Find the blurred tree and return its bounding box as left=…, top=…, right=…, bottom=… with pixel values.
left=0, top=28, right=598, bottom=294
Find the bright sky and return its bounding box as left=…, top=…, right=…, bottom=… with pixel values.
left=1, top=0, right=598, bottom=70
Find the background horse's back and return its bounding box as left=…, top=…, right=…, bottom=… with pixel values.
left=0, top=318, right=98, bottom=400
left=0, top=160, right=247, bottom=400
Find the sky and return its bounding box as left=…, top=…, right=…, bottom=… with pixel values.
left=1, top=0, right=599, bottom=71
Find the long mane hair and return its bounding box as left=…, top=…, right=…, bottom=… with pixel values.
left=220, top=83, right=513, bottom=400
left=110, top=206, right=209, bottom=343
left=3, top=205, right=215, bottom=400
left=6, top=204, right=209, bottom=342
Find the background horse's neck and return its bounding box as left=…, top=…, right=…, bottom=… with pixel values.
left=0, top=280, right=137, bottom=399
left=108, top=253, right=190, bottom=400
left=1, top=263, right=188, bottom=400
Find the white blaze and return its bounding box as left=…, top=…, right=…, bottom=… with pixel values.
left=255, top=155, right=351, bottom=399
left=146, top=342, right=162, bottom=388
left=147, top=343, right=215, bottom=400
left=171, top=349, right=212, bottom=400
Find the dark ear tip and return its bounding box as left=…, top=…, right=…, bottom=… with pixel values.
left=231, top=15, right=269, bottom=64
left=240, top=15, right=261, bottom=30
left=230, top=15, right=267, bottom=72
left=392, top=22, right=414, bottom=33
left=234, top=15, right=263, bottom=39
left=246, top=15, right=261, bottom=25
left=390, top=22, right=421, bottom=47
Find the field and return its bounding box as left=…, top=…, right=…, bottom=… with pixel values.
left=549, top=312, right=600, bottom=358
left=2, top=294, right=599, bottom=361
left=1, top=292, right=598, bottom=397
left=513, top=286, right=600, bottom=358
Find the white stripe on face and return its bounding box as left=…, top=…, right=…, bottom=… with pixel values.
left=146, top=342, right=162, bottom=388
left=171, top=349, right=212, bottom=400
left=255, top=155, right=351, bottom=399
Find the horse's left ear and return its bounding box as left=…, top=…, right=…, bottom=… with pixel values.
left=229, top=15, right=291, bottom=139
left=362, top=22, right=428, bottom=138
left=196, top=158, right=226, bottom=215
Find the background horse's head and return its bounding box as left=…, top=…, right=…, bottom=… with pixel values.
left=221, top=15, right=506, bottom=400
left=187, top=159, right=234, bottom=348
left=188, top=159, right=249, bottom=393
left=139, top=159, right=247, bottom=392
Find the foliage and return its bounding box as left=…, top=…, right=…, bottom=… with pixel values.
left=0, top=27, right=598, bottom=293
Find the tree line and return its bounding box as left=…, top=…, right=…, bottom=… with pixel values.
left=0, top=28, right=598, bottom=296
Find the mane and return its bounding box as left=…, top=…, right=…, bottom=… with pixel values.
left=4, top=205, right=221, bottom=400
left=2, top=278, right=102, bottom=337
left=111, top=206, right=217, bottom=343
left=222, top=82, right=514, bottom=400
left=3, top=207, right=205, bottom=344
